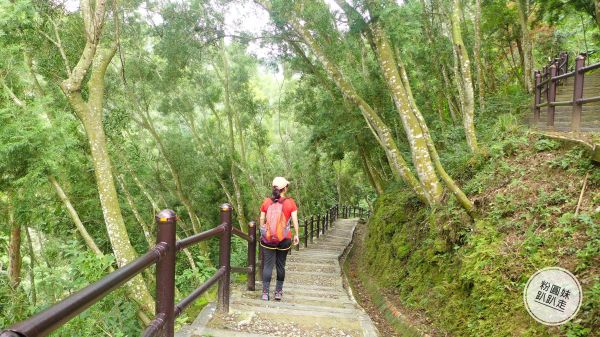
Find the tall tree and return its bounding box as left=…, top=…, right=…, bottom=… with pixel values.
left=7, top=195, right=21, bottom=289
left=516, top=0, right=534, bottom=93
left=58, top=0, right=154, bottom=319
left=596, top=0, right=600, bottom=30
left=474, top=0, right=485, bottom=111
left=257, top=0, right=432, bottom=204
left=450, top=0, right=479, bottom=153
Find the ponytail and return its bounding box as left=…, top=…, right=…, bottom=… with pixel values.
left=271, top=187, right=281, bottom=202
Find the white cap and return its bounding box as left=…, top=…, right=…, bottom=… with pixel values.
left=272, top=177, right=290, bottom=189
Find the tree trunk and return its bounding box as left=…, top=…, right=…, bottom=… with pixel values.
left=221, top=40, right=248, bottom=231
left=358, top=146, right=384, bottom=195
left=596, top=0, right=600, bottom=31
left=59, top=1, right=155, bottom=316
left=396, top=49, right=476, bottom=217
left=517, top=0, right=534, bottom=93
left=451, top=0, right=479, bottom=153
left=25, top=227, right=37, bottom=306
left=332, top=0, right=444, bottom=204
left=273, top=7, right=429, bottom=204
left=49, top=176, right=105, bottom=257
left=141, top=113, right=201, bottom=233
left=8, top=196, right=21, bottom=289
left=441, top=64, right=459, bottom=123
left=119, top=166, right=199, bottom=274
left=367, top=18, right=443, bottom=203
left=474, top=0, right=485, bottom=111
left=116, top=174, right=154, bottom=247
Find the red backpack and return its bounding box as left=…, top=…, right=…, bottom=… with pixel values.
left=262, top=198, right=291, bottom=245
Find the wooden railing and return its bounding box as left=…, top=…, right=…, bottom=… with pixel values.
left=0, top=204, right=247, bottom=337
left=533, top=52, right=600, bottom=131
left=0, top=202, right=369, bottom=337
left=298, top=204, right=370, bottom=249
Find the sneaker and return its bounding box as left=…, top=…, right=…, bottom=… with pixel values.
left=262, top=291, right=269, bottom=301
left=274, top=290, right=283, bottom=301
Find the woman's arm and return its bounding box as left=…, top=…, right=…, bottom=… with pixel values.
left=259, top=211, right=266, bottom=227
left=291, top=210, right=300, bottom=245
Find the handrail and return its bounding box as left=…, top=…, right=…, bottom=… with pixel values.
left=536, top=102, right=549, bottom=108
left=1, top=205, right=240, bottom=337
left=173, top=266, right=227, bottom=317
left=532, top=52, right=600, bottom=132
left=578, top=96, right=600, bottom=104
left=176, top=224, right=226, bottom=250
left=580, top=62, right=600, bottom=73
left=232, top=227, right=252, bottom=242
left=552, top=70, right=575, bottom=81
left=1, top=202, right=368, bottom=337
left=538, top=77, right=551, bottom=87
left=550, top=100, right=573, bottom=107
left=297, top=204, right=371, bottom=249
left=1, top=244, right=167, bottom=337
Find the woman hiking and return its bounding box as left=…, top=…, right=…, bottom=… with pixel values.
left=259, top=176, right=300, bottom=301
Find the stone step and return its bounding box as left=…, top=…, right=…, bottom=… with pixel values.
left=206, top=311, right=366, bottom=336
left=231, top=296, right=356, bottom=310
left=189, top=327, right=275, bottom=337
left=293, top=254, right=341, bottom=260
left=230, top=301, right=361, bottom=318
left=285, top=265, right=339, bottom=273
left=253, top=281, right=341, bottom=292
left=286, top=257, right=338, bottom=265
left=235, top=292, right=354, bottom=307
left=244, top=287, right=349, bottom=301
left=178, top=219, right=379, bottom=337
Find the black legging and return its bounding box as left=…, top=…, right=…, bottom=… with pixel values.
left=262, top=239, right=292, bottom=292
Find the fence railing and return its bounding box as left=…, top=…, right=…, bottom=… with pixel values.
left=0, top=204, right=250, bottom=337
left=1, top=202, right=370, bottom=337
left=298, top=204, right=370, bottom=249
left=533, top=52, right=600, bottom=131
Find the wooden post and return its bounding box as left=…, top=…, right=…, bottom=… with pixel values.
left=155, top=210, right=177, bottom=337
left=547, top=64, right=557, bottom=128
left=310, top=215, right=314, bottom=244
left=303, top=219, right=308, bottom=248
left=247, top=221, right=256, bottom=291
left=572, top=54, right=585, bottom=132
left=217, top=204, right=232, bottom=313
left=316, top=214, right=320, bottom=238
left=533, top=71, right=541, bottom=125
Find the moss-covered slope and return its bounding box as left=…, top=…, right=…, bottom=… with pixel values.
left=362, top=129, right=599, bottom=336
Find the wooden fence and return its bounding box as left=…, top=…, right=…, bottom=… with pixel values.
left=533, top=52, right=600, bottom=132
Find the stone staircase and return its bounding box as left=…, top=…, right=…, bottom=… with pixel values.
left=176, top=218, right=379, bottom=337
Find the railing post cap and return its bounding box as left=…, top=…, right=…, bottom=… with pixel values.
left=220, top=203, right=233, bottom=211
left=576, top=54, right=586, bottom=61
left=156, top=209, right=177, bottom=223
left=248, top=221, right=256, bottom=227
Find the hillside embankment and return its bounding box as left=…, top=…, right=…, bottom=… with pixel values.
left=348, top=126, right=599, bottom=337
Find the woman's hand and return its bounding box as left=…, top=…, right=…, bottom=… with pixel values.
left=293, top=235, right=300, bottom=245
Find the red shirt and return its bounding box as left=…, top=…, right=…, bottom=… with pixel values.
left=260, top=197, right=298, bottom=239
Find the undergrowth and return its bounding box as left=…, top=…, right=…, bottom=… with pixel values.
left=362, top=105, right=599, bottom=336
